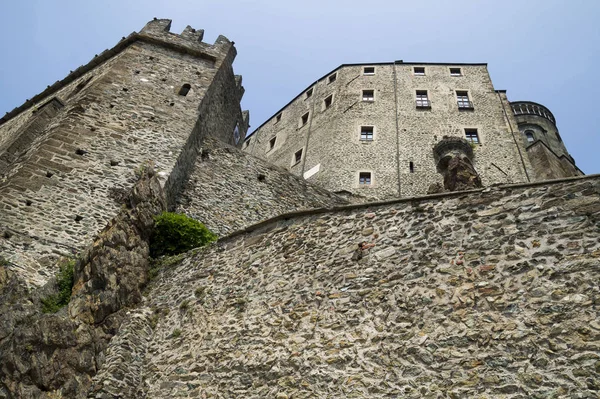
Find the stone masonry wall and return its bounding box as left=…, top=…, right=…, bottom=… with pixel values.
left=176, top=137, right=347, bottom=236
left=0, top=20, right=244, bottom=286
left=97, top=174, right=599, bottom=398
left=246, top=63, right=535, bottom=200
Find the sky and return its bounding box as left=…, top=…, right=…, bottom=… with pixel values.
left=1, top=0, right=598, bottom=174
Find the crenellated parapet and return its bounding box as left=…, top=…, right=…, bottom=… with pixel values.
left=510, top=101, right=556, bottom=125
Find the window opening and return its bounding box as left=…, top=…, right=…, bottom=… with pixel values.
left=414, top=67, right=425, bottom=76
left=465, top=129, right=480, bottom=144
left=450, top=68, right=462, bottom=76
left=269, top=136, right=276, bottom=150
left=328, top=73, right=337, bottom=83
left=362, top=90, right=374, bottom=101
left=324, top=95, right=333, bottom=109
left=525, top=130, right=535, bottom=143
left=360, top=126, right=374, bottom=141
left=294, top=149, right=303, bottom=164
left=359, top=172, right=372, bottom=185
left=306, top=88, right=313, bottom=99
left=178, top=84, right=191, bottom=96
left=301, top=112, right=309, bottom=126
left=364, top=67, right=375, bottom=75
left=416, top=90, right=430, bottom=108
left=457, top=91, right=473, bottom=109
left=275, top=113, right=282, bottom=123
left=409, top=162, right=415, bottom=173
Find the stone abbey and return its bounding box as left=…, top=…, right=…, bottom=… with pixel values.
left=0, top=20, right=598, bottom=398
left=244, top=62, right=582, bottom=199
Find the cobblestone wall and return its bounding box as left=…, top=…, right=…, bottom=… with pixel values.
left=99, top=174, right=599, bottom=398
left=0, top=20, right=246, bottom=286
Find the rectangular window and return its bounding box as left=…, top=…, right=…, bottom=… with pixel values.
left=414, top=67, right=425, bottom=76
left=275, top=113, right=282, bottom=123
left=301, top=112, right=309, bottom=126
left=457, top=91, right=473, bottom=109
left=416, top=90, right=430, bottom=108
left=360, top=126, right=374, bottom=141
left=363, top=67, right=375, bottom=75
left=465, top=129, right=479, bottom=144
left=306, top=88, right=313, bottom=99
left=362, top=90, right=374, bottom=101
left=294, top=149, right=303, bottom=165
left=324, top=94, right=333, bottom=109
left=359, top=172, right=372, bottom=185
left=269, top=136, right=276, bottom=150
left=450, top=68, right=462, bottom=76
left=328, top=73, right=337, bottom=84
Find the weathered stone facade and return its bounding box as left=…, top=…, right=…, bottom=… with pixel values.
left=0, top=19, right=248, bottom=286
left=245, top=63, right=583, bottom=199
left=98, top=174, right=599, bottom=398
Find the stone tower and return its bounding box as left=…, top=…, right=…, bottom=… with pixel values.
left=0, top=19, right=249, bottom=285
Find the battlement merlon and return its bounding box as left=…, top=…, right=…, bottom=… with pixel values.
left=0, top=19, right=238, bottom=126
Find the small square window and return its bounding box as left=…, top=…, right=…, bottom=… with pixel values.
left=275, top=113, right=282, bottom=123
left=324, top=95, right=333, bottom=109
left=363, top=67, right=375, bottom=75
left=359, top=172, right=372, bottom=185
left=360, top=126, right=374, bottom=141
left=306, top=88, right=313, bottom=99
left=269, top=136, right=276, bottom=150
left=465, top=129, right=479, bottom=144
left=294, top=149, right=303, bottom=165
left=450, top=68, right=462, bottom=76
left=301, top=112, right=309, bottom=126
left=328, top=73, right=337, bottom=84
left=362, top=90, right=374, bottom=101
left=414, top=67, right=425, bottom=76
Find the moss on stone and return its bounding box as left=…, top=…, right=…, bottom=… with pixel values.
left=41, top=258, right=75, bottom=313
left=150, top=212, right=217, bottom=257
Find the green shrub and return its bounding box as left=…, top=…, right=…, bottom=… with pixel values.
left=150, top=212, right=217, bottom=257
left=41, top=258, right=75, bottom=313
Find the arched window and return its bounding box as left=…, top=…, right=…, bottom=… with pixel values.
left=525, top=130, right=535, bottom=143
left=178, top=84, right=191, bottom=96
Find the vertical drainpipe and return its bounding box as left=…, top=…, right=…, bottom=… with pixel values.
left=496, top=90, right=531, bottom=182
left=393, top=61, right=402, bottom=196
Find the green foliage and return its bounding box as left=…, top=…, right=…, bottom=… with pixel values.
left=171, top=329, right=182, bottom=338
left=0, top=256, right=9, bottom=267
left=150, top=212, right=217, bottom=257
left=41, top=258, right=75, bottom=313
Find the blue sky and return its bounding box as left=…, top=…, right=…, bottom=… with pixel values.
left=1, top=0, right=598, bottom=173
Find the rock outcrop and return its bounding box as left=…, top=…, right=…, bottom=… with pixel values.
left=0, top=169, right=166, bottom=398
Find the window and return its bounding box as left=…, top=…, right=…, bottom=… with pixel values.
left=233, top=123, right=240, bottom=144
left=328, top=73, right=337, bottom=84
left=363, top=67, right=375, bottom=75
left=414, top=67, right=425, bottom=76
left=306, top=88, right=313, bottom=99
left=301, top=112, right=309, bottom=126
left=178, top=84, right=191, bottom=96
left=360, top=126, right=374, bottom=141
left=416, top=90, right=430, bottom=108
left=456, top=91, right=473, bottom=109
left=362, top=90, right=374, bottom=101
left=450, top=68, right=462, bottom=76
left=465, top=129, right=479, bottom=144
left=269, top=136, right=276, bottom=150
left=409, top=161, right=415, bottom=173
left=359, top=172, right=372, bottom=185
left=275, top=113, right=282, bottom=123
left=324, top=95, right=333, bottom=109
left=243, top=138, right=251, bottom=149
left=293, top=149, right=303, bottom=165
left=525, top=130, right=535, bottom=143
